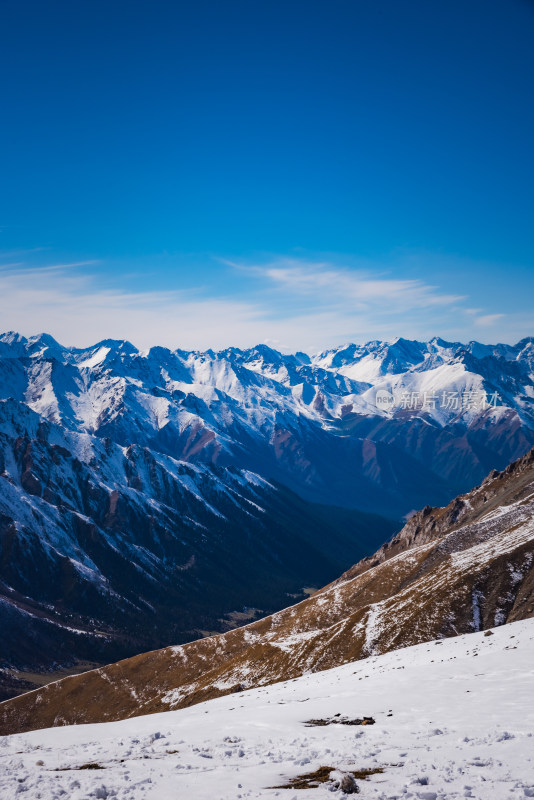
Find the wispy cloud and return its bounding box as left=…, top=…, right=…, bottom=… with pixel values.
left=237, top=258, right=465, bottom=310
left=0, top=263, right=267, bottom=351
left=0, top=260, right=100, bottom=276
left=0, top=253, right=527, bottom=351
left=474, top=313, right=505, bottom=327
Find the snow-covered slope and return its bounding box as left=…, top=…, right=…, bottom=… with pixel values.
left=1, top=618, right=533, bottom=799
left=1, top=332, right=534, bottom=517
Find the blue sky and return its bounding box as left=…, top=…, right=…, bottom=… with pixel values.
left=1, top=0, right=533, bottom=351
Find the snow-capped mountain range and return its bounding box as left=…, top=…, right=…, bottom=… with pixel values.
left=1, top=332, right=534, bottom=517
left=1, top=331, right=533, bottom=696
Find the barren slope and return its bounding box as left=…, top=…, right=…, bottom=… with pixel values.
left=2, top=447, right=534, bottom=736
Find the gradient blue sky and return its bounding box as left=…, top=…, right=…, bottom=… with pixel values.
left=1, top=0, right=533, bottom=351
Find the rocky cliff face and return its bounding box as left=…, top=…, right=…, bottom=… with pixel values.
left=2, top=446, right=533, bottom=736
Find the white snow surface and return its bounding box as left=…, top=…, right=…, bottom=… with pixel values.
left=2, top=619, right=534, bottom=799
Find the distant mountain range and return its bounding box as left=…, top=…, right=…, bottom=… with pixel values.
left=1, top=332, right=534, bottom=518
left=2, top=441, right=533, bottom=736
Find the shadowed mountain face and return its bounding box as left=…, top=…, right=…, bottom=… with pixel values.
left=0, top=398, right=395, bottom=700
left=1, top=332, right=534, bottom=518
left=2, top=446, right=533, bottom=736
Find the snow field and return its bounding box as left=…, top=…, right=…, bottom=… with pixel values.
left=1, top=618, right=533, bottom=799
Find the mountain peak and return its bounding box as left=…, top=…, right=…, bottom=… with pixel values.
left=25, top=333, right=64, bottom=358
left=92, top=338, right=138, bottom=354
left=0, top=330, right=27, bottom=344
